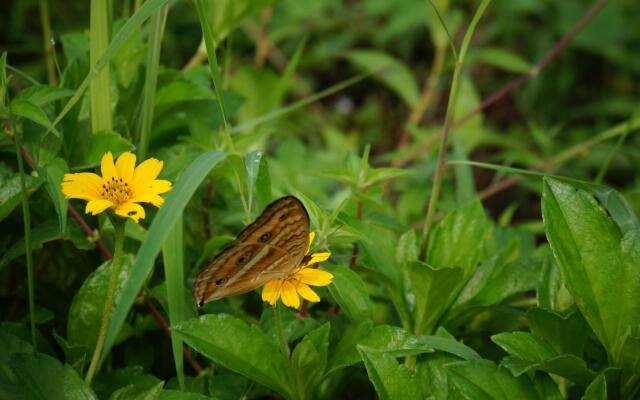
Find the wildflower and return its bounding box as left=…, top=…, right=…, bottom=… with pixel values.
left=262, top=232, right=333, bottom=308
left=61, top=151, right=172, bottom=223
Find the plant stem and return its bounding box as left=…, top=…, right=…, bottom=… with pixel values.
left=89, top=0, right=113, bottom=133
left=85, top=218, right=126, bottom=385
left=273, top=304, right=289, bottom=358
left=419, top=60, right=462, bottom=260
left=38, top=0, right=57, bottom=85
left=12, top=131, right=36, bottom=348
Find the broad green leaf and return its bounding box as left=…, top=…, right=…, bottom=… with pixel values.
left=78, top=131, right=134, bottom=168
left=110, top=381, right=164, bottom=400
left=0, top=165, right=43, bottom=223
left=582, top=374, right=607, bottom=400
left=427, top=200, right=489, bottom=275
left=325, top=265, right=372, bottom=323
left=67, top=255, right=133, bottom=357
left=14, top=85, right=74, bottom=107
left=103, top=151, right=227, bottom=361
left=492, top=331, right=596, bottom=386
left=328, top=324, right=434, bottom=374
left=9, top=352, right=97, bottom=400
left=0, top=330, right=33, bottom=394
left=0, top=220, right=61, bottom=272
left=172, top=314, right=290, bottom=397
left=10, top=99, right=60, bottom=137
left=409, top=261, right=465, bottom=334
left=92, top=367, right=162, bottom=400
left=358, top=346, right=422, bottom=400
left=526, top=308, right=589, bottom=356
left=39, top=157, right=69, bottom=233
left=254, top=154, right=272, bottom=213
left=542, top=177, right=640, bottom=364
left=291, top=323, right=330, bottom=399
left=245, top=150, right=263, bottom=215
left=446, top=360, right=554, bottom=400
left=416, top=353, right=459, bottom=399
left=346, top=50, right=419, bottom=107
left=158, top=390, right=210, bottom=400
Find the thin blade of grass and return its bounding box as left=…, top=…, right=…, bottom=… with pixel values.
left=230, top=71, right=371, bottom=135
left=89, top=0, right=113, bottom=133
left=138, top=5, right=168, bottom=158
left=194, top=0, right=232, bottom=150
left=47, top=0, right=174, bottom=136
left=101, top=150, right=227, bottom=365
left=162, top=216, right=185, bottom=390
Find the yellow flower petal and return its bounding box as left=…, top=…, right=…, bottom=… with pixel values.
left=115, top=152, right=136, bottom=183
left=306, top=232, right=316, bottom=254
left=149, top=179, right=172, bottom=194
left=61, top=172, right=104, bottom=200
left=100, top=152, right=118, bottom=181
left=306, top=252, right=331, bottom=266
left=85, top=199, right=113, bottom=215
left=131, top=158, right=163, bottom=189
left=115, top=202, right=146, bottom=223
left=129, top=192, right=165, bottom=207
left=262, top=280, right=282, bottom=305
left=281, top=280, right=300, bottom=308
left=298, top=268, right=333, bottom=287
left=296, top=282, right=320, bottom=303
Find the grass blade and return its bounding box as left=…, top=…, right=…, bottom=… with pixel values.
left=194, top=0, right=232, bottom=150
left=138, top=5, right=167, bottom=158
left=48, top=0, right=173, bottom=136
left=89, top=0, right=113, bottom=133
left=162, top=216, right=185, bottom=389
left=101, top=150, right=227, bottom=364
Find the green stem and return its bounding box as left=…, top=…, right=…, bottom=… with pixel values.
left=273, top=304, right=289, bottom=358
left=85, top=218, right=126, bottom=384
left=13, top=133, right=36, bottom=348
left=38, top=0, right=57, bottom=85
left=419, top=60, right=463, bottom=260
left=89, top=0, right=113, bottom=133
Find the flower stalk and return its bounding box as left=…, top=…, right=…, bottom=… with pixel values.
left=84, top=217, right=126, bottom=384
left=273, top=303, right=290, bottom=358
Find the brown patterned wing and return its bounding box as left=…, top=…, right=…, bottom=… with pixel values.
left=193, top=196, right=310, bottom=306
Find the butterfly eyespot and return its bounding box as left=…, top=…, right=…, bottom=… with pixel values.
left=259, top=232, right=271, bottom=242
left=237, top=251, right=252, bottom=265
left=215, top=278, right=225, bottom=286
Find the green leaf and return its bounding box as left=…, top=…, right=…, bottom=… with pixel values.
left=328, top=324, right=434, bottom=374
left=0, top=166, right=43, bottom=223
left=14, top=85, right=74, bottom=107
left=162, top=217, right=185, bottom=389
left=427, top=200, right=489, bottom=275
left=39, top=157, right=69, bottom=233
left=9, top=352, right=97, bottom=399
left=358, top=346, right=422, bottom=400
left=470, top=47, right=532, bottom=74
left=325, top=265, right=372, bottom=323
left=409, top=261, right=465, bottom=335
left=78, top=131, right=134, bottom=168
left=346, top=50, right=419, bottom=107
left=67, top=255, right=133, bottom=357
left=526, top=308, right=589, bottom=356
left=103, top=151, right=227, bottom=361
left=10, top=99, right=60, bottom=137
left=110, top=381, right=164, bottom=400
left=582, top=374, right=607, bottom=400
left=291, top=323, right=330, bottom=399
left=446, top=360, right=555, bottom=400
left=364, top=167, right=410, bottom=188
left=492, top=331, right=596, bottom=386
left=172, top=314, right=290, bottom=397
left=542, top=177, right=640, bottom=365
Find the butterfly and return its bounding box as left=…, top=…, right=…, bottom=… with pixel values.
left=193, top=195, right=311, bottom=306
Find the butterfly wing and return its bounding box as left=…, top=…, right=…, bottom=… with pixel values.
left=193, top=196, right=310, bottom=306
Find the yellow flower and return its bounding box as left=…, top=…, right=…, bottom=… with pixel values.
left=61, top=151, right=172, bottom=223
left=262, top=232, right=333, bottom=309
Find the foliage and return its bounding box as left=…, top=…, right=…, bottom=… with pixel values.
left=1, top=0, right=640, bottom=399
